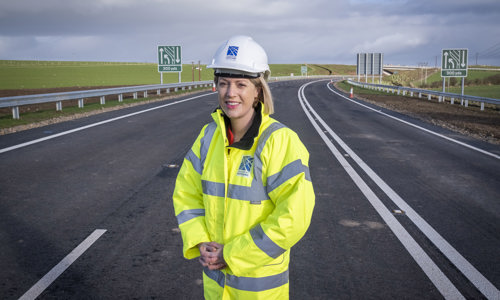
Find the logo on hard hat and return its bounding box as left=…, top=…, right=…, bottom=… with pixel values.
left=226, top=46, right=239, bottom=60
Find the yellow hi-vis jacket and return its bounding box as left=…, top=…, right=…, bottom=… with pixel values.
left=173, top=104, right=315, bottom=299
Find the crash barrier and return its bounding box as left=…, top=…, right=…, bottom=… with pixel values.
left=347, top=79, right=500, bottom=111
left=0, top=76, right=357, bottom=120
left=0, top=81, right=213, bottom=119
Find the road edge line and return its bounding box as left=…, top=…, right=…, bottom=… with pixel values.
left=19, top=229, right=107, bottom=300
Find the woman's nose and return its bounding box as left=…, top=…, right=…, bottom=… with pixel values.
left=225, top=84, right=236, bottom=97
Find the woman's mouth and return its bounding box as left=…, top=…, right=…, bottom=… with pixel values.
left=226, top=101, right=240, bottom=109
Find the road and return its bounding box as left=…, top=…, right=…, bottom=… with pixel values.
left=0, top=79, right=499, bottom=299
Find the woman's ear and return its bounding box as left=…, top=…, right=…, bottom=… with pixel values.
left=255, top=86, right=262, bottom=100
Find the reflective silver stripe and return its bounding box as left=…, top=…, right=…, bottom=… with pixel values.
left=204, top=268, right=225, bottom=288
left=244, top=122, right=286, bottom=204
left=199, top=122, right=217, bottom=172
left=253, top=122, right=286, bottom=183
left=266, top=159, right=311, bottom=194
left=185, top=149, right=202, bottom=175
left=226, top=269, right=289, bottom=292
left=227, top=182, right=269, bottom=202
left=176, top=209, right=205, bottom=225
left=202, top=180, right=225, bottom=197
left=250, top=224, right=286, bottom=259
left=204, top=268, right=289, bottom=292
left=184, top=122, right=216, bottom=175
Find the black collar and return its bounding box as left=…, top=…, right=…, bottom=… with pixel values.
left=222, top=102, right=262, bottom=150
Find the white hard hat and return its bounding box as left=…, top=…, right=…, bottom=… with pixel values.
left=207, top=35, right=270, bottom=79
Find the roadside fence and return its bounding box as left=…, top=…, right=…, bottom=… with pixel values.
left=0, top=81, right=213, bottom=119
left=347, top=80, right=500, bottom=111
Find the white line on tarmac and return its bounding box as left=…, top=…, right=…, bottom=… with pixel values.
left=1, top=92, right=215, bottom=155
left=298, top=81, right=465, bottom=300
left=324, top=82, right=500, bottom=299
left=326, top=83, right=500, bottom=160
left=19, top=229, right=107, bottom=300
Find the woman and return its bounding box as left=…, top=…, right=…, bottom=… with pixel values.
left=173, top=35, right=315, bottom=299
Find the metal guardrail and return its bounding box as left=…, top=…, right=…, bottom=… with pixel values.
left=347, top=80, right=500, bottom=111
left=0, top=81, right=213, bottom=119
left=0, top=76, right=357, bottom=120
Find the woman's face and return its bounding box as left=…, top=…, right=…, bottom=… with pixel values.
left=217, top=77, right=260, bottom=123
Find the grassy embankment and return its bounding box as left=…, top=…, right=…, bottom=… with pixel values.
left=381, top=66, right=500, bottom=99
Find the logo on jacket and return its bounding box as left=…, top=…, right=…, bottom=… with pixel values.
left=237, top=155, right=253, bottom=178
left=227, top=46, right=239, bottom=60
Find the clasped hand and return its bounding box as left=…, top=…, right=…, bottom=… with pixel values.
left=198, top=242, right=227, bottom=270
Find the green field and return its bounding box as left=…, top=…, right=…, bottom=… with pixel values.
left=421, top=69, right=500, bottom=98
left=0, top=60, right=356, bottom=90
left=425, top=69, right=500, bottom=85
left=0, top=60, right=213, bottom=89
left=431, top=85, right=500, bottom=99
left=382, top=67, right=500, bottom=99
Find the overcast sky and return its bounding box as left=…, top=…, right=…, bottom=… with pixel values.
left=1, top=0, right=499, bottom=66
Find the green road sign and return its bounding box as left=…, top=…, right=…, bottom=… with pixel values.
left=158, top=46, right=182, bottom=72
left=441, top=49, right=468, bottom=77
left=301, top=66, right=307, bottom=76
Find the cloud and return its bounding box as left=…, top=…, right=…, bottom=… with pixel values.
left=354, top=33, right=427, bottom=54
left=0, top=0, right=499, bottom=65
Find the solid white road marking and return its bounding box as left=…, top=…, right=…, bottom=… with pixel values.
left=19, top=229, right=107, bottom=300
left=326, top=83, right=500, bottom=160
left=325, top=82, right=499, bottom=299
left=0, top=92, right=215, bottom=155
left=298, top=81, right=465, bottom=299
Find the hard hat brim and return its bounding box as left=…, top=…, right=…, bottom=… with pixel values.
left=213, top=68, right=261, bottom=79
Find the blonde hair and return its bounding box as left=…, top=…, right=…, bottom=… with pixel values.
left=251, top=76, right=274, bottom=115
left=214, top=75, right=274, bottom=115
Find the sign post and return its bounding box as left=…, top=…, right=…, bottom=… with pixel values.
left=357, top=53, right=383, bottom=83
left=441, top=49, right=468, bottom=96
left=158, top=45, right=182, bottom=84
left=301, top=65, right=308, bottom=77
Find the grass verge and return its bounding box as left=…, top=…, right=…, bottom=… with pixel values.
left=336, top=80, right=388, bottom=96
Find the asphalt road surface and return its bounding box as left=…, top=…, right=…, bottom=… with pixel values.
left=1, top=79, right=499, bottom=299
